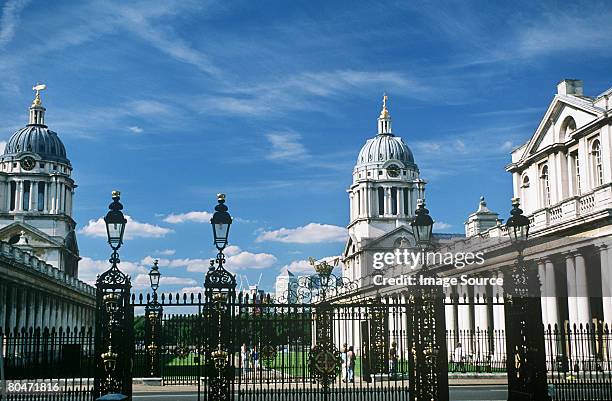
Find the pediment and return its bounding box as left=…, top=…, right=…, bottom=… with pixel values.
left=362, top=225, right=417, bottom=250
left=522, top=95, right=604, bottom=159
left=0, top=222, right=63, bottom=248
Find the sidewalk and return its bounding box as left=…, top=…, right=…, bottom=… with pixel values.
left=132, top=376, right=507, bottom=392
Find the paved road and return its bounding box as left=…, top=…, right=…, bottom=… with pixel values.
left=132, top=385, right=508, bottom=401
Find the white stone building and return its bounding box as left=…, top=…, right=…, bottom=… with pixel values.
left=0, top=87, right=95, bottom=332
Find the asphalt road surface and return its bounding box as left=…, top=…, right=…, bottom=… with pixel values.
left=132, top=385, right=508, bottom=401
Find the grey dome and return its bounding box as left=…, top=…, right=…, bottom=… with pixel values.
left=357, top=134, right=415, bottom=167
left=3, top=125, right=69, bottom=164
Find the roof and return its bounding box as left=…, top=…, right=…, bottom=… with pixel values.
left=356, top=134, right=416, bottom=168
left=3, top=125, right=69, bottom=164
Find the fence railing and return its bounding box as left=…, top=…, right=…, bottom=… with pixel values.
left=1, top=326, right=95, bottom=401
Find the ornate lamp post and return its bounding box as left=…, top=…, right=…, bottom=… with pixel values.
left=407, top=199, right=449, bottom=401
left=145, top=260, right=162, bottom=378
left=204, top=194, right=236, bottom=401
left=503, top=198, right=550, bottom=401
left=94, top=191, right=132, bottom=400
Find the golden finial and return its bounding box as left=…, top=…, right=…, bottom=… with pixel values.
left=217, top=193, right=226, bottom=202
left=379, top=94, right=390, bottom=119
left=31, top=83, right=46, bottom=107
left=112, top=190, right=121, bottom=198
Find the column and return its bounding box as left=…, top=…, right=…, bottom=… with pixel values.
left=18, top=288, right=27, bottom=330
left=457, top=285, right=473, bottom=355
left=574, top=252, right=591, bottom=326
left=473, top=284, right=489, bottom=363
left=598, top=244, right=612, bottom=325
left=36, top=292, right=43, bottom=329
left=43, top=295, right=50, bottom=329
left=31, top=181, right=37, bottom=211
left=445, top=287, right=456, bottom=356
left=537, top=259, right=548, bottom=327
left=8, top=286, right=17, bottom=330
left=492, top=271, right=505, bottom=361
left=16, top=181, right=22, bottom=212
left=544, top=258, right=560, bottom=329
left=385, top=187, right=391, bottom=216
left=565, top=252, right=579, bottom=329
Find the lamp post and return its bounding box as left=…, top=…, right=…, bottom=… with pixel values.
left=503, top=198, right=549, bottom=401
left=145, top=260, right=162, bottom=378
left=407, top=199, right=449, bottom=401
left=94, top=191, right=131, bottom=401
left=204, top=194, right=236, bottom=401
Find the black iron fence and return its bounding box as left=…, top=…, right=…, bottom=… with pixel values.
left=0, top=326, right=95, bottom=401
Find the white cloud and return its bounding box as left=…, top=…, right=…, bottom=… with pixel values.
left=163, top=211, right=212, bottom=224
left=128, top=126, right=143, bottom=133
left=80, top=215, right=173, bottom=239
left=433, top=221, right=452, bottom=231
left=256, top=223, right=347, bottom=244
left=78, top=256, right=148, bottom=285
left=266, top=132, right=309, bottom=161
left=142, top=245, right=276, bottom=273
left=501, top=140, right=514, bottom=152
left=0, top=141, right=6, bottom=154
left=227, top=251, right=276, bottom=270
left=0, top=0, right=30, bottom=49
left=133, top=273, right=197, bottom=289
left=154, top=249, right=176, bottom=256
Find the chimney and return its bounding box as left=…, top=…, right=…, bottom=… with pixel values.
left=557, top=79, right=583, bottom=96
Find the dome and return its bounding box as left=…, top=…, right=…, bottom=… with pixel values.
left=3, top=125, right=69, bottom=164
left=357, top=134, right=415, bottom=167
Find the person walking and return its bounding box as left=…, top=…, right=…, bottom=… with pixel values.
left=252, top=345, right=259, bottom=371
left=389, top=342, right=398, bottom=379
left=341, top=343, right=348, bottom=382
left=346, top=346, right=356, bottom=383
left=241, top=343, right=250, bottom=376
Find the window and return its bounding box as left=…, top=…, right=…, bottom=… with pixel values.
left=403, top=188, right=409, bottom=215
left=559, top=116, right=576, bottom=142
left=39, top=163, right=45, bottom=169
left=391, top=187, right=398, bottom=215
left=9, top=182, right=16, bottom=211
left=570, top=151, right=581, bottom=195
left=38, top=182, right=45, bottom=211
left=592, top=139, right=603, bottom=187
left=540, top=165, right=551, bottom=206
left=22, top=181, right=30, bottom=211
left=378, top=187, right=385, bottom=216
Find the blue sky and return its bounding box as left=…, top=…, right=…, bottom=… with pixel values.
left=1, top=0, right=611, bottom=293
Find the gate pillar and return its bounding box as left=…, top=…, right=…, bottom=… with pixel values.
left=504, top=255, right=550, bottom=401
left=406, top=274, right=449, bottom=401
left=94, top=192, right=133, bottom=400
left=204, top=251, right=236, bottom=401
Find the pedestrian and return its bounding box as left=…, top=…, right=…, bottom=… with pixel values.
left=241, top=343, right=250, bottom=376
left=252, top=345, right=259, bottom=371
left=389, top=342, right=398, bottom=379
left=361, top=345, right=371, bottom=383
left=347, top=346, right=356, bottom=383
left=454, top=342, right=465, bottom=373
left=341, top=343, right=348, bottom=382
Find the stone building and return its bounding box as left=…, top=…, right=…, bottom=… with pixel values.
left=333, top=81, right=612, bottom=360
left=0, top=86, right=95, bottom=332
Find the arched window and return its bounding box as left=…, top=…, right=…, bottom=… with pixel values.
left=570, top=151, right=581, bottom=195
left=9, top=182, right=16, bottom=211
left=540, top=165, right=551, bottom=207
left=378, top=187, right=385, bottom=216
left=559, top=116, right=576, bottom=142
left=22, top=181, right=30, bottom=211
left=38, top=182, right=45, bottom=211
left=391, top=187, right=398, bottom=215
left=592, top=139, right=603, bottom=187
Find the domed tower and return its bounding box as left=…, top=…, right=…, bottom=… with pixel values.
left=348, top=96, right=426, bottom=241
left=0, top=85, right=79, bottom=276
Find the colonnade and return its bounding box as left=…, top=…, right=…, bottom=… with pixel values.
left=350, top=184, right=424, bottom=220
left=4, top=177, right=73, bottom=215
left=0, top=282, right=94, bottom=332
